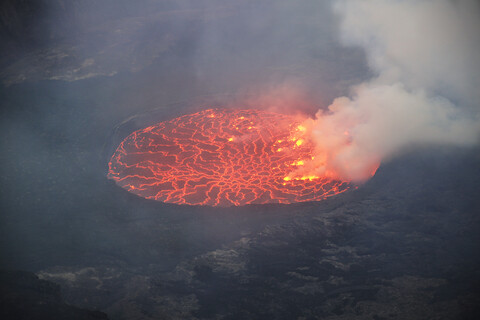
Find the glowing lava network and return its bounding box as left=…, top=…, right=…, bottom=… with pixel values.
left=108, top=109, right=350, bottom=206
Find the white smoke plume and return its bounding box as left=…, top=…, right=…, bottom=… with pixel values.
left=297, top=0, right=480, bottom=182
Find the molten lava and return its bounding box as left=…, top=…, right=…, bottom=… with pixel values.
left=108, top=109, right=350, bottom=206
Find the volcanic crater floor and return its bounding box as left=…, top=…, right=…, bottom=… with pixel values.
left=37, top=150, right=480, bottom=320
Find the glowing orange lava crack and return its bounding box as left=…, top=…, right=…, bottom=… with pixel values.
left=108, top=108, right=350, bottom=206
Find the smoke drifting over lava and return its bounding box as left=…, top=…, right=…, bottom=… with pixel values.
left=290, top=0, right=480, bottom=182
left=106, top=0, right=480, bottom=204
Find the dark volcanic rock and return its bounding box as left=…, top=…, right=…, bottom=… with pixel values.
left=33, top=149, right=480, bottom=319
left=0, top=270, right=108, bottom=320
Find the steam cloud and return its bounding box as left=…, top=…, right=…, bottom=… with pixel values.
left=297, top=0, right=480, bottom=182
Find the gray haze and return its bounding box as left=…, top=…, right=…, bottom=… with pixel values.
left=290, top=0, right=480, bottom=182
left=0, top=0, right=370, bottom=111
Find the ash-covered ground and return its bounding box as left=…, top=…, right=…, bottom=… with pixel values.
left=1, top=1, right=480, bottom=319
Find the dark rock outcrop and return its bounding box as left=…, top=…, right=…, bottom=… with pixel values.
left=0, top=270, right=108, bottom=320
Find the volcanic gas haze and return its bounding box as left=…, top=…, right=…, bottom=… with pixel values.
left=287, top=0, right=480, bottom=182
left=108, top=109, right=350, bottom=207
